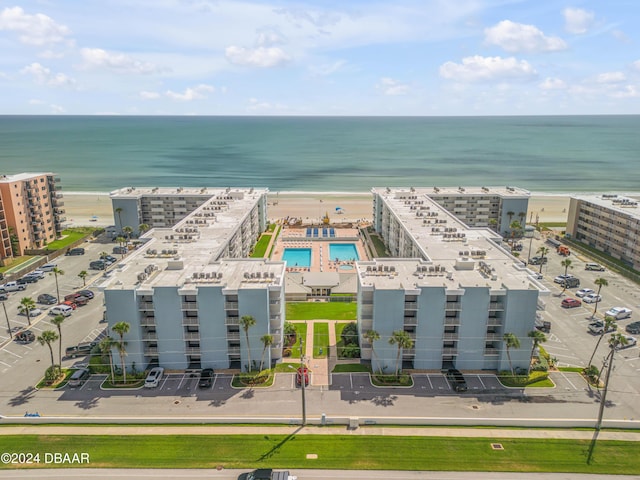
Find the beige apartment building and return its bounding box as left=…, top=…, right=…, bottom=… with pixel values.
left=0, top=173, right=65, bottom=263
left=566, top=194, right=640, bottom=271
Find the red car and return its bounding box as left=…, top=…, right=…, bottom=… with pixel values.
left=61, top=300, right=78, bottom=310
left=296, top=367, right=309, bottom=387
left=561, top=298, right=581, bottom=308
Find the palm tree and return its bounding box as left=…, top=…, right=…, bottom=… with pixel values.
left=138, top=223, right=150, bottom=236
left=518, top=211, right=526, bottom=228
left=509, top=220, right=521, bottom=247
left=111, top=321, right=130, bottom=383
left=50, top=314, right=65, bottom=368
left=506, top=211, right=514, bottom=224
left=559, top=258, right=573, bottom=294
left=240, top=315, right=256, bottom=372
left=388, top=330, right=414, bottom=377
left=115, top=207, right=123, bottom=232
left=18, top=296, right=37, bottom=326
left=592, top=277, right=608, bottom=318
left=364, top=329, right=381, bottom=373
left=115, top=236, right=127, bottom=258
left=503, top=332, right=520, bottom=376
left=38, top=330, right=59, bottom=373
left=259, top=334, right=273, bottom=372
left=536, top=246, right=549, bottom=274
left=122, top=226, right=133, bottom=242
left=50, top=267, right=65, bottom=303
left=527, top=330, right=547, bottom=374
left=78, top=270, right=88, bottom=286
left=587, top=315, right=617, bottom=368
left=99, top=336, right=118, bottom=382
left=488, top=218, right=498, bottom=232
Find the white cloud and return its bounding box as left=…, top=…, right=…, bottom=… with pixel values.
left=632, top=60, right=640, bottom=72
left=563, top=7, right=595, bottom=35
left=165, top=84, right=214, bottom=101
left=484, top=20, right=567, bottom=53
left=28, top=98, right=45, bottom=105
left=139, top=91, right=161, bottom=100
left=539, top=77, right=567, bottom=90
left=609, top=86, right=638, bottom=99
left=20, top=62, right=76, bottom=87
left=80, top=48, right=166, bottom=74
left=596, top=72, right=626, bottom=84
left=246, top=97, right=288, bottom=113
left=0, top=6, right=71, bottom=46
left=439, top=56, right=537, bottom=83
left=49, top=104, right=65, bottom=113
left=308, top=60, right=348, bottom=77
left=376, top=77, right=410, bottom=96
left=225, top=46, right=289, bottom=68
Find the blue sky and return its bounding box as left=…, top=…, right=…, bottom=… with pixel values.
left=1, top=0, right=639, bottom=115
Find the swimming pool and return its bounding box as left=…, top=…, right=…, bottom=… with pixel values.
left=330, top=243, right=359, bottom=262
left=282, top=248, right=312, bottom=267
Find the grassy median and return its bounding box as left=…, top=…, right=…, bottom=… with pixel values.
left=0, top=434, right=637, bottom=473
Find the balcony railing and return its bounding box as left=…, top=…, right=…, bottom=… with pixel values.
left=140, top=318, right=156, bottom=326
left=404, top=302, right=418, bottom=310
left=185, top=347, right=201, bottom=355
left=228, top=347, right=241, bottom=356
left=224, top=302, right=239, bottom=310
left=139, top=302, right=154, bottom=310
left=181, top=302, right=198, bottom=310
left=225, top=317, right=239, bottom=325
left=184, top=331, right=200, bottom=340
left=144, top=346, right=158, bottom=355
left=181, top=317, right=199, bottom=326
left=484, top=347, right=499, bottom=356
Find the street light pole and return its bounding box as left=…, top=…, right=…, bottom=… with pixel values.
left=300, top=352, right=307, bottom=426
left=2, top=301, right=11, bottom=339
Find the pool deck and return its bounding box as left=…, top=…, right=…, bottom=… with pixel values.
left=272, top=226, right=368, bottom=273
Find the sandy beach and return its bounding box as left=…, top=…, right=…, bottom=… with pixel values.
left=62, top=191, right=572, bottom=228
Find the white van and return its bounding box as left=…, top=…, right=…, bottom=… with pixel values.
left=144, top=367, right=164, bottom=388
left=49, top=305, right=73, bottom=317
left=68, top=368, right=90, bottom=387
left=585, top=263, right=605, bottom=271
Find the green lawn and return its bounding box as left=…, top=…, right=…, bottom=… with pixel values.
left=313, top=322, right=329, bottom=358
left=46, top=229, right=92, bottom=250
left=368, top=230, right=389, bottom=257
left=0, top=434, right=636, bottom=473
left=289, top=323, right=307, bottom=359
left=286, top=302, right=357, bottom=320
left=250, top=234, right=272, bottom=258
left=498, top=371, right=554, bottom=388
left=332, top=364, right=371, bottom=373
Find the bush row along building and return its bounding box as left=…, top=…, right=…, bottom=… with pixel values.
left=0, top=173, right=65, bottom=265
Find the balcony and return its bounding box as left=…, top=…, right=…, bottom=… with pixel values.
left=445, top=302, right=461, bottom=310
left=184, top=331, right=200, bottom=341
left=442, top=347, right=458, bottom=355
left=224, top=302, right=239, bottom=310
left=487, top=318, right=502, bottom=327
left=444, top=317, right=460, bottom=326
left=227, top=332, right=240, bottom=341
left=228, top=347, right=241, bottom=356
left=142, top=332, right=158, bottom=341
left=181, top=317, right=199, bottom=326
left=140, top=317, right=156, bottom=327
left=181, top=302, right=198, bottom=311
left=144, top=346, right=159, bottom=356
left=185, top=347, right=201, bottom=356
left=403, top=316, right=417, bottom=326
left=225, top=317, right=239, bottom=325
left=404, top=302, right=418, bottom=310
left=484, top=347, right=499, bottom=356
left=443, top=332, right=458, bottom=340
left=486, top=333, right=502, bottom=341
left=488, top=302, right=504, bottom=311
left=139, top=302, right=154, bottom=311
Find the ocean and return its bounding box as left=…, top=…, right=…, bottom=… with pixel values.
left=1, top=115, right=638, bottom=193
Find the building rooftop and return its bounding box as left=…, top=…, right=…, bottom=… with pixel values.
left=101, top=188, right=283, bottom=291
left=367, top=188, right=546, bottom=292
left=373, top=186, right=530, bottom=198
left=572, top=194, right=640, bottom=219
left=110, top=186, right=266, bottom=198
left=0, top=173, right=56, bottom=183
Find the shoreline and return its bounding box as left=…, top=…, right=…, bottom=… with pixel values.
left=59, top=191, right=590, bottom=228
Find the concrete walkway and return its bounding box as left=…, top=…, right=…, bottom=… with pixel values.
left=288, top=320, right=343, bottom=387
left=2, top=424, right=640, bottom=441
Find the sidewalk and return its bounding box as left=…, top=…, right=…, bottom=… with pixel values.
left=2, top=424, right=640, bottom=441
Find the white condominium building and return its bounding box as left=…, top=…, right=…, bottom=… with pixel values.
left=363, top=188, right=547, bottom=372
left=566, top=194, right=640, bottom=271
left=102, top=188, right=284, bottom=372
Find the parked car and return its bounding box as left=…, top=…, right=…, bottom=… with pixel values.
left=37, top=293, right=58, bottom=305
left=64, top=293, right=89, bottom=306
left=28, top=270, right=45, bottom=279
left=15, top=330, right=36, bottom=343
left=616, top=335, right=637, bottom=349
left=446, top=368, right=468, bottom=392
left=89, top=260, right=106, bottom=270
left=588, top=320, right=617, bottom=335
left=66, top=247, right=85, bottom=256
left=76, top=289, right=94, bottom=299
left=0, top=292, right=8, bottom=301
left=237, top=469, right=297, bottom=480
left=101, top=254, right=117, bottom=264
left=585, top=263, right=605, bottom=271
left=2, top=281, right=26, bottom=292
left=17, top=276, right=36, bottom=285
left=561, top=277, right=581, bottom=288
left=605, top=307, right=632, bottom=320
left=40, top=263, right=57, bottom=272
left=18, top=307, right=42, bottom=317
left=198, top=368, right=215, bottom=388
left=144, top=367, right=164, bottom=388
left=528, top=256, right=548, bottom=265
left=296, top=367, right=309, bottom=387
left=65, top=342, right=97, bottom=358
left=576, top=288, right=595, bottom=298
left=112, top=246, right=128, bottom=255
left=61, top=300, right=78, bottom=310
left=67, top=368, right=90, bottom=387
left=583, top=294, right=602, bottom=304
left=534, top=319, right=551, bottom=333
left=50, top=305, right=73, bottom=317
left=554, top=274, right=574, bottom=284
left=625, top=321, right=640, bottom=335
left=561, top=298, right=581, bottom=308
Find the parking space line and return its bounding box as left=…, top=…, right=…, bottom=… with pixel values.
left=177, top=373, right=188, bottom=389
left=560, top=371, right=577, bottom=390
left=478, top=376, right=486, bottom=388
left=211, top=374, right=217, bottom=389
left=4, top=349, right=22, bottom=358
left=427, top=375, right=433, bottom=389
left=0, top=360, right=12, bottom=368
left=159, top=374, right=170, bottom=390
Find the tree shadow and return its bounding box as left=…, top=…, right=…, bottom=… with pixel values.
left=240, top=388, right=255, bottom=399
left=257, top=426, right=303, bottom=461
left=370, top=395, right=397, bottom=407
left=8, top=386, right=37, bottom=407
left=208, top=399, right=227, bottom=407
left=74, top=397, right=100, bottom=410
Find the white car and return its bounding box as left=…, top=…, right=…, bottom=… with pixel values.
left=40, top=263, right=57, bottom=272
left=605, top=307, right=632, bottom=320
left=576, top=288, right=595, bottom=298
left=29, top=270, right=45, bottom=279
left=617, top=335, right=637, bottom=349
left=553, top=274, right=574, bottom=284
left=19, top=308, right=42, bottom=317
left=583, top=294, right=602, bottom=304
left=144, top=367, right=164, bottom=388
left=2, top=281, right=26, bottom=292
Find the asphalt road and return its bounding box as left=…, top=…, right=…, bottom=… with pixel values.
left=0, top=469, right=637, bottom=480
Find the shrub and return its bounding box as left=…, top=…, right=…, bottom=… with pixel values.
left=341, top=322, right=359, bottom=346
left=282, top=348, right=292, bottom=357
left=44, top=366, right=61, bottom=385
left=583, top=365, right=600, bottom=385
left=339, top=344, right=361, bottom=358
